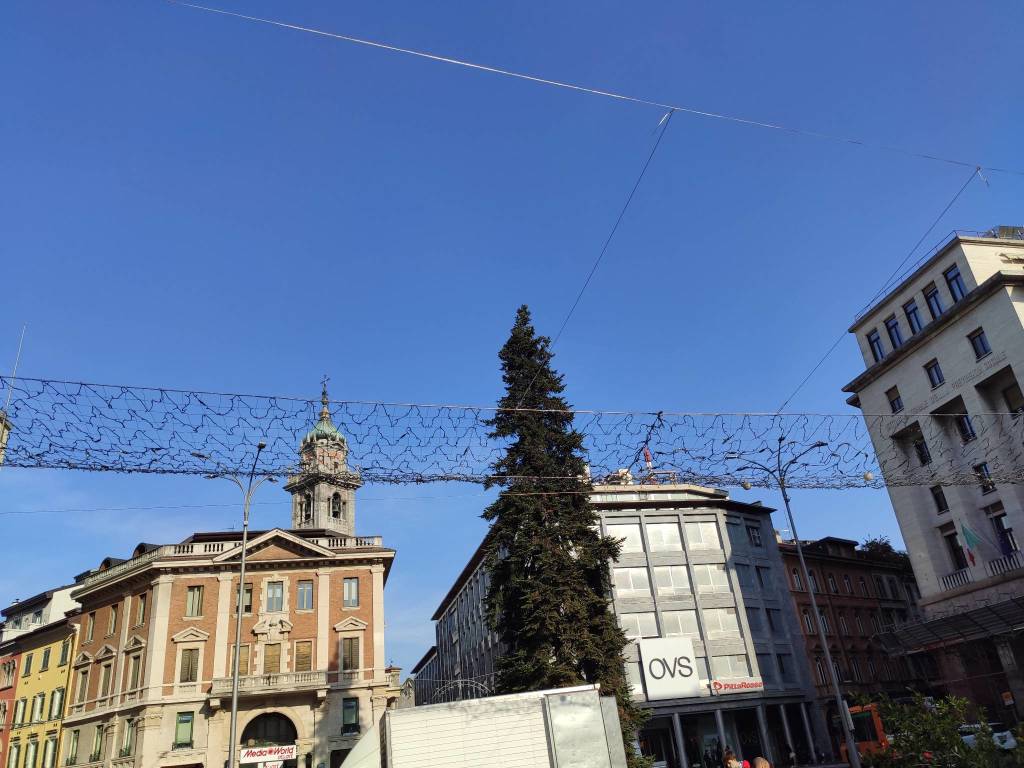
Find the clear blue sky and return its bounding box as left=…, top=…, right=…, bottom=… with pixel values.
left=2, top=0, right=1022, bottom=672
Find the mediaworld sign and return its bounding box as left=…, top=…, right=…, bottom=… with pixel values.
left=637, top=637, right=701, bottom=700
left=239, top=744, right=297, bottom=763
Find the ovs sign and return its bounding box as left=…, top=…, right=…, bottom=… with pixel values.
left=638, top=637, right=701, bottom=700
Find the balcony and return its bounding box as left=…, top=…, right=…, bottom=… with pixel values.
left=940, top=567, right=973, bottom=591
left=210, top=670, right=328, bottom=697
left=988, top=550, right=1024, bottom=578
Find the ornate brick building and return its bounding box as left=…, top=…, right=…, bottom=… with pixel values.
left=58, top=390, right=397, bottom=768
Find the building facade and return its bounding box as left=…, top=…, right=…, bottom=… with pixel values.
left=777, top=536, right=930, bottom=750
left=0, top=587, right=80, bottom=768
left=843, top=226, right=1024, bottom=721
left=413, top=481, right=830, bottom=767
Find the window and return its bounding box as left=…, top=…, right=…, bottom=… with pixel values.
left=107, top=605, right=119, bottom=636
left=711, top=655, right=749, bottom=679
left=859, top=576, right=869, bottom=596
left=647, top=522, right=683, bottom=552
left=265, top=581, right=284, bottom=612
left=924, top=359, right=944, bottom=388
left=24, top=741, right=37, bottom=768
left=924, top=283, right=944, bottom=319
left=912, top=437, right=932, bottom=466
left=652, top=565, right=690, bottom=596
left=735, top=564, right=753, bottom=588
left=903, top=299, right=923, bottom=334
left=755, top=567, right=770, bottom=590
left=777, top=653, right=793, bottom=682
left=756, top=653, right=776, bottom=684
left=179, top=649, right=199, bottom=683
left=703, top=608, right=741, bottom=639
left=120, top=719, right=136, bottom=757
left=819, top=610, right=832, bottom=634
left=790, top=568, right=802, bottom=590
left=67, top=731, right=79, bottom=765
left=842, top=574, right=853, bottom=594
left=801, top=609, right=813, bottom=634
left=184, top=586, right=204, bottom=617
left=7, top=742, right=20, bottom=768
left=974, top=462, right=996, bottom=494
left=886, top=386, right=904, bottom=414
left=331, top=493, right=342, bottom=519
left=343, top=577, right=359, bottom=608
left=135, top=594, right=147, bottom=626
left=23, top=653, right=33, bottom=676
left=173, top=712, right=194, bottom=749
left=75, top=670, right=88, bottom=704
left=90, top=727, right=103, bottom=761
left=808, top=570, right=820, bottom=593
left=49, top=688, right=64, bottom=720
left=930, top=485, right=949, bottom=513
left=263, top=643, right=281, bottom=674
left=342, top=698, right=360, bottom=735
left=944, top=264, right=966, bottom=302
left=297, top=580, right=314, bottom=610
left=613, top=568, right=652, bottom=598
left=884, top=316, right=903, bottom=349
left=14, top=698, right=26, bottom=725
left=855, top=613, right=866, bottom=636
left=746, top=525, right=763, bottom=547
left=955, top=414, right=977, bottom=443
left=1003, top=382, right=1024, bottom=415
left=684, top=521, right=720, bottom=550
left=32, top=610, right=42, bottom=625
left=870, top=612, right=881, bottom=634
left=86, top=613, right=95, bottom=642
left=692, top=564, right=730, bottom=592
left=242, top=583, right=253, bottom=614
left=873, top=575, right=885, bottom=597
left=850, top=656, right=862, bottom=683
left=126, top=654, right=141, bottom=691
left=866, top=330, right=885, bottom=363
left=59, top=638, right=71, bottom=667
left=294, top=640, right=313, bottom=672
left=989, top=505, right=1018, bottom=554
left=40, top=648, right=50, bottom=671
left=606, top=524, right=644, bottom=554
left=619, top=613, right=658, bottom=639
left=867, top=657, right=877, bottom=679
left=827, top=573, right=838, bottom=593
left=231, top=644, right=250, bottom=677
left=625, top=661, right=643, bottom=696
left=766, top=609, right=782, bottom=633
left=746, top=607, right=764, bottom=634
left=838, top=613, right=849, bottom=635
left=31, top=692, right=45, bottom=722
left=965, top=327, right=992, bottom=359
left=661, top=610, right=699, bottom=638
left=943, top=527, right=968, bottom=570
left=341, top=637, right=360, bottom=671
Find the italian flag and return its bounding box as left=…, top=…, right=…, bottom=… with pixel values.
left=961, top=523, right=982, bottom=566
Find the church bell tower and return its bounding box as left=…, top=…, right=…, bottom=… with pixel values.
left=284, top=382, right=362, bottom=536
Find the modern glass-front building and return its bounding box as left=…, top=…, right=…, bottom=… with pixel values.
left=413, top=481, right=830, bottom=767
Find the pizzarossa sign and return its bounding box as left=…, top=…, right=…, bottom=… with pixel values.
left=239, top=745, right=298, bottom=761
left=712, top=678, right=764, bottom=693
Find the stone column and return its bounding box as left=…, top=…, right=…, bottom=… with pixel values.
left=143, top=575, right=174, bottom=698
left=778, top=704, right=795, bottom=766
left=672, top=712, right=689, bottom=768
left=995, top=636, right=1024, bottom=721
left=213, top=574, right=233, bottom=678
left=714, top=708, right=727, bottom=753
left=799, top=703, right=818, bottom=764
left=317, top=569, right=331, bottom=671
left=756, top=704, right=773, bottom=763
left=371, top=565, right=385, bottom=681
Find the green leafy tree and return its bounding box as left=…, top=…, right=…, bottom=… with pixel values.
left=482, top=305, right=650, bottom=768
left=868, top=693, right=1009, bottom=768
left=859, top=536, right=911, bottom=569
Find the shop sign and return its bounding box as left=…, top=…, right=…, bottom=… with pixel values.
left=263, top=763, right=283, bottom=768
left=239, top=745, right=297, bottom=762
left=638, top=637, right=701, bottom=700
left=711, top=677, right=764, bottom=694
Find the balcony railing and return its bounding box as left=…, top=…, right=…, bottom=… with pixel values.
left=210, top=670, right=328, bottom=696
left=940, top=567, right=973, bottom=591
left=988, top=550, right=1024, bottom=578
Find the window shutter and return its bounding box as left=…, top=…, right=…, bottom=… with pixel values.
left=264, top=643, right=280, bottom=674
left=342, top=637, right=360, bottom=671
left=295, top=641, right=312, bottom=672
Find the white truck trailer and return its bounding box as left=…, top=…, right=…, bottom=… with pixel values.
left=341, top=684, right=629, bottom=768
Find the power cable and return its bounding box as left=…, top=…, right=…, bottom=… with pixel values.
left=166, top=1, right=1024, bottom=178
left=775, top=166, right=980, bottom=413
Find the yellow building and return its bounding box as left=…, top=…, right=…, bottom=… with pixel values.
left=2, top=588, right=78, bottom=768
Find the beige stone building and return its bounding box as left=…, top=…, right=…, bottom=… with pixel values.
left=60, top=394, right=396, bottom=768
left=844, top=226, right=1024, bottom=720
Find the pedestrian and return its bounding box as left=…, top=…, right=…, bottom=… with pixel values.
left=754, top=758, right=772, bottom=768
left=723, top=748, right=741, bottom=768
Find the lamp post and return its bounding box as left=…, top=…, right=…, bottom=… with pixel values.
left=730, top=436, right=864, bottom=768
left=192, top=443, right=272, bottom=768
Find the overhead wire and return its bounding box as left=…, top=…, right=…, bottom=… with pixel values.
left=165, top=1, right=1024, bottom=178
left=775, top=166, right=981, bottom=413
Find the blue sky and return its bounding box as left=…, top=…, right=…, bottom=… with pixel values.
left=2, top=0, right=1022, bottom=672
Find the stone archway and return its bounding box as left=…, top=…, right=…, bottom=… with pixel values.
left=241, top=712, right=298, bottom=747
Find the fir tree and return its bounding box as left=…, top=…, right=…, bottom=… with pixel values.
left=482, top=305, right=649, bottom=767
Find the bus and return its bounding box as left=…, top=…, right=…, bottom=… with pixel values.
left=837, top=704, right=890, bottom=763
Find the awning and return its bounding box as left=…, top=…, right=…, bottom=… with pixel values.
left=876, top=594, right=1024, bottom=653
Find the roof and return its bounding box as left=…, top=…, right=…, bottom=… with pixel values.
left=302, top=385, right=347, bottom=446
left=411, top=645, right=438, bottom=675
left=876, top=593, right=1024, bottom=653
left=1, top=584, right=74, bottom=618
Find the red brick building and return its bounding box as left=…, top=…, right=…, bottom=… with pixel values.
left=0, top=643, right=20, bottom=762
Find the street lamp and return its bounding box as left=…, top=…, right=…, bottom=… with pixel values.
left=729, top=436, right=863, bottom=768
left=192, top=443, right=272, bottom=768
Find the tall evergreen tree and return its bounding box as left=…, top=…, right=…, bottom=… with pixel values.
left=482, top=305, right=649, bottom=767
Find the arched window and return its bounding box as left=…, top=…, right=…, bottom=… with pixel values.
left=331, top=493, right=342, bottom=519
left=241, top=712, right=297, bottom=747
left=302, top=494, right=313, bottom=523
